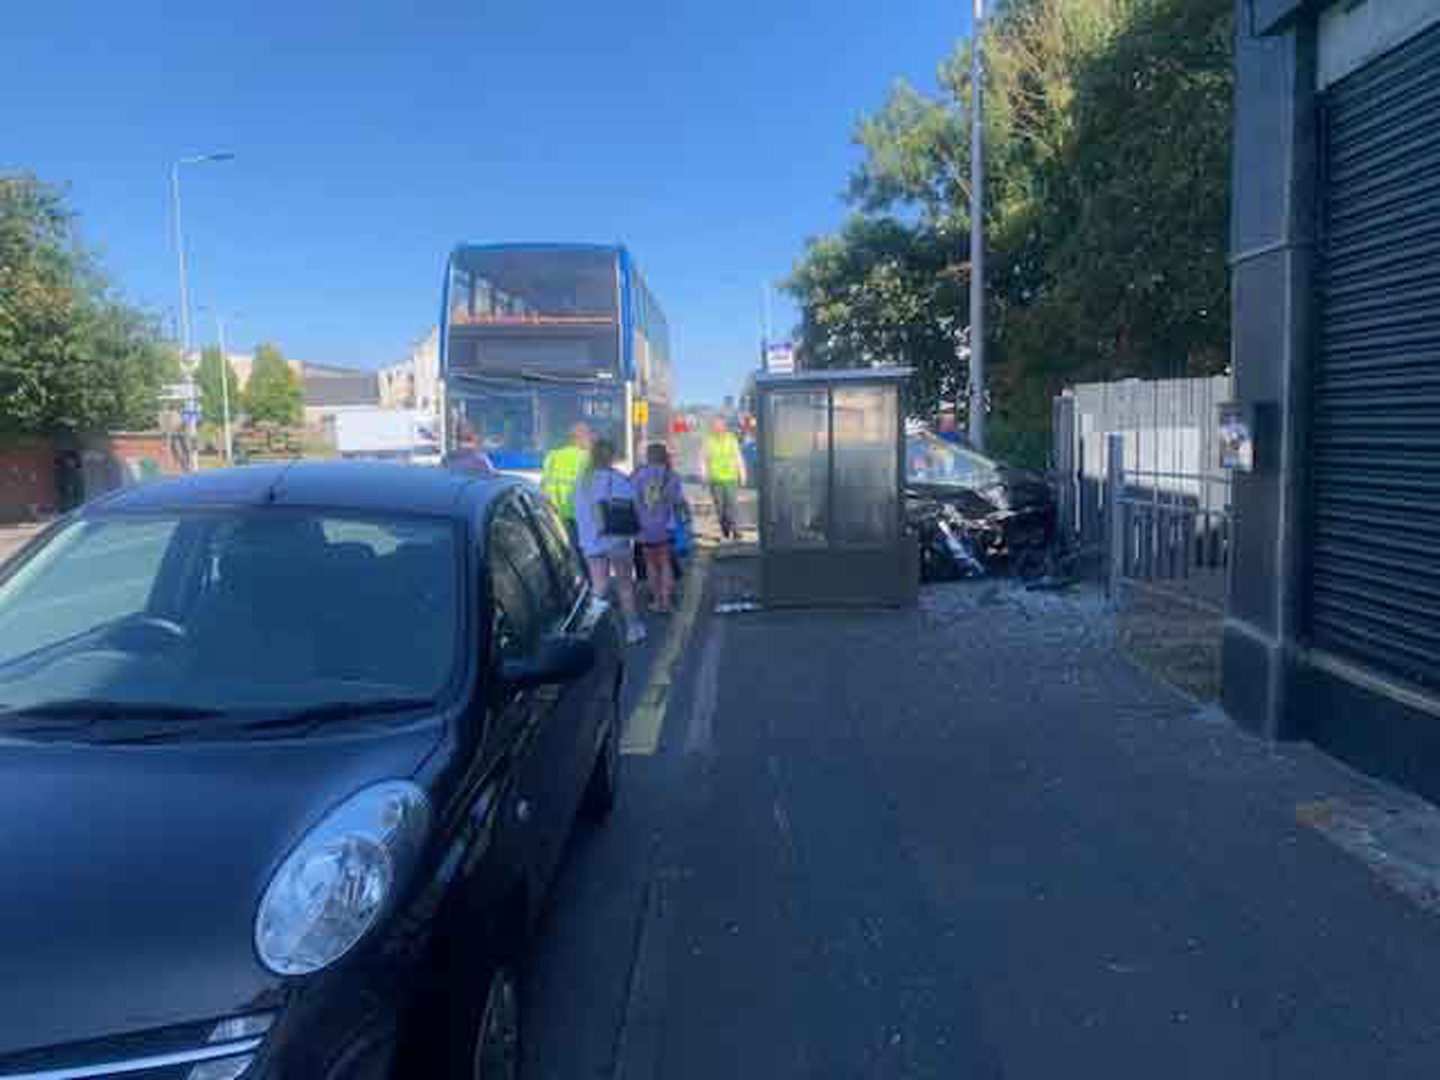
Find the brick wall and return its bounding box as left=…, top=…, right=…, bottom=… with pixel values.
left=0, top=432, right=184, bottom=522
left=102, top=432, right=182, bottom=480
left=0, top=440, right=59, bottom=523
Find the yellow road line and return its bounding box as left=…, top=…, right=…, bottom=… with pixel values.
left=621, top=551, right=712, bottom=756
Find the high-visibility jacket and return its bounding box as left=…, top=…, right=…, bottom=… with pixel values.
left=704, top=432, right=743, bottom=485
left=541, top=444, right=589, bottom=520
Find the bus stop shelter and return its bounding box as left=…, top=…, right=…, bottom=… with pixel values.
left=755, top=368, right=917, bottom=607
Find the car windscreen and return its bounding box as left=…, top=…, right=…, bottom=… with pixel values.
left=906, top=434, right=1000, bottom=489
left=0, top=510, right=463, bottom=727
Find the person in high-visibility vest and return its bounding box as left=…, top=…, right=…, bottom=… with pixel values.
left=541, top=423, right=593, bottom=543
left=701, top=417, right=746, bottom=540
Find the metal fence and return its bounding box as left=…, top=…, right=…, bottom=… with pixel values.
left=1054, top=376, right=1233, bottom=609
left=1105, top=437, right=1231, bottom=611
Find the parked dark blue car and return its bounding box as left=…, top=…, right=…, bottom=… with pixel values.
left=0, top=462, right=625, bottom=1080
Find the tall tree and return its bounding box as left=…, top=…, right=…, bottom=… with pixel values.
left=0, top=174, right=173, bottom=435
left=786, top=0, right=1233, bottom=465
left=787, top=216, right=970, bottom=414
left=196, top=345, right=242, bottom=427
left=244, top=343, right=302, bottom=426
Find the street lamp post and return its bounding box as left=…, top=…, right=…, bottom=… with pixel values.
left=762, top=281, right=774, bottom=347
left=170, top=152, right=234, bottom=469
left=968, top=0, right=987, bottom=451
left=215, top=312, right=234, bottom=465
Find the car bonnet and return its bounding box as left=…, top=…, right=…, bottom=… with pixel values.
left=0, top=721, right=442, bottom=1059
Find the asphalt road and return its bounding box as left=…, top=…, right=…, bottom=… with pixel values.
left=523, top=548, right=1440, bottom=1080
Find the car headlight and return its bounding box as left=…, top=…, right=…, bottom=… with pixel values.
left=255, top=781, right=430, bottom=976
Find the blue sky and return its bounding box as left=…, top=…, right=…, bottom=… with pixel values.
left=5, top=0, right=969, bottom=404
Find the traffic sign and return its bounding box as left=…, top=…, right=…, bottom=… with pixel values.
left=161, top=382, right=200, bottom=404
left=765, top=342, right=796, bottom=374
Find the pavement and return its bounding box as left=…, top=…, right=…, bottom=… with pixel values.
left=521, top=481, right=1440, bottom=1079
left=0, top=522, right=48, bottom=566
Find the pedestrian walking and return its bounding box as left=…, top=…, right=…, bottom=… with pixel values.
left=541, top=422, right=593, bottom=547
left=632, top=442, right=688, bottom=614
left=575, top=439, right=646, bottom=645
left=701, top=417, right=745, bottom=540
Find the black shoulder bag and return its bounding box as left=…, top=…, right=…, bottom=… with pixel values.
left=598, top=472, right=640, bottom=537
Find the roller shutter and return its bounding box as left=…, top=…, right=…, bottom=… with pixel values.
left=1310, top=21, right=1440, bottom=689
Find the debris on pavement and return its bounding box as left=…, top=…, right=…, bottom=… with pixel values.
left=714, top=600, right=763, bottom=616
left=1023, top=573, right=1077, bottom=593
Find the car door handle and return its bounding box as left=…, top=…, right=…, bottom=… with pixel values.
left=515, top=798, right=533, bottom=824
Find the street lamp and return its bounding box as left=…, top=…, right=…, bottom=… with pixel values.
left=171, top=152, right=234, bottom=468
left=967, top=0, right=987, bottom=451
left=199, top=306, right=240, bottom=465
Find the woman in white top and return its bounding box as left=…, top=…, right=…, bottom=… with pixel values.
left=574, top=439, right=646, bottom=645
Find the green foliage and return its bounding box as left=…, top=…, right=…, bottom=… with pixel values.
left=197, top=346, right=242, bottom=427
left=788, top=216, right=970, bottom=412
left=243, top=343, right=302, bottom=426
left=848, top=81, right=966, bottom=224
left=0, top=174, right=174, bottom=435
left=1040, top=0, right=1232, bottom=374
left=786, top=0, right=1234, bottom=454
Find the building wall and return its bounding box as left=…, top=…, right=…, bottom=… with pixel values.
left=0, top=440, right=59, bottom=523
left=413, top=327, right=439, bottom=415
left=377, top=362, right=413, bottom=409
left=105, top=432, right=182, bottom=478
left=1224, top=0, right=1440, bottom=800
left=1222, top=1, right=1318, bottom=741
left=0, top=433, right=183, bottom=523
left=377, top=328, right=440, bottom=414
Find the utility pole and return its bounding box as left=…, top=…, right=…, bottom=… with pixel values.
left=215, top=312, right=234, bottom=465
left=759, top=281, right=773, bottom=372
left=171, top=166, right=192, bottom=371
left=170, top=152, right=234, bottom=470
left=967, top=0, right=987, bottom=450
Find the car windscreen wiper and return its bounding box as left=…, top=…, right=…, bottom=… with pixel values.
left=240, top=696, right=438, bottom=733
left=0, top=699, right=227, bottom=742
left=0, top=699, right=225, bottom=721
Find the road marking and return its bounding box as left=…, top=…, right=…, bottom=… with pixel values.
left=621, top=551, right=711, bottom=756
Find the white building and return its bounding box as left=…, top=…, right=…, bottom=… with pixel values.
left=378, top=327, right=440, bottom=416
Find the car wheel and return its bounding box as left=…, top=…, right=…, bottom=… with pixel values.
left=582, top=693, right=620, bottom=822
left=471, top=964, right=520, bottom=1080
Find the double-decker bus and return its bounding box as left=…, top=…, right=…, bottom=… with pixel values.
left=440, top=243, right=673, bottom=474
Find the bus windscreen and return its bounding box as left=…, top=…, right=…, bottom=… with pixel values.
left=451, top=379, right=625, bottom=471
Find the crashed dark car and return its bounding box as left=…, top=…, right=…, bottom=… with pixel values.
left=905, top=431, right=1056, bottom=580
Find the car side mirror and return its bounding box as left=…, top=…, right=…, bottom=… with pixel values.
left=501, top=633, right=597, bottom=690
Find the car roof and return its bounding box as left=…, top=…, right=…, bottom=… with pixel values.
left=89, top=461, right=524, bottom=520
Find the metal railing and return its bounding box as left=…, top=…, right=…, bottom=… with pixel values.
left=1104, top=433, right=1231, bottom=611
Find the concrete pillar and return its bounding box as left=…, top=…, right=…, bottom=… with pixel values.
left=1221, top=0, right=1319, bottom=739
